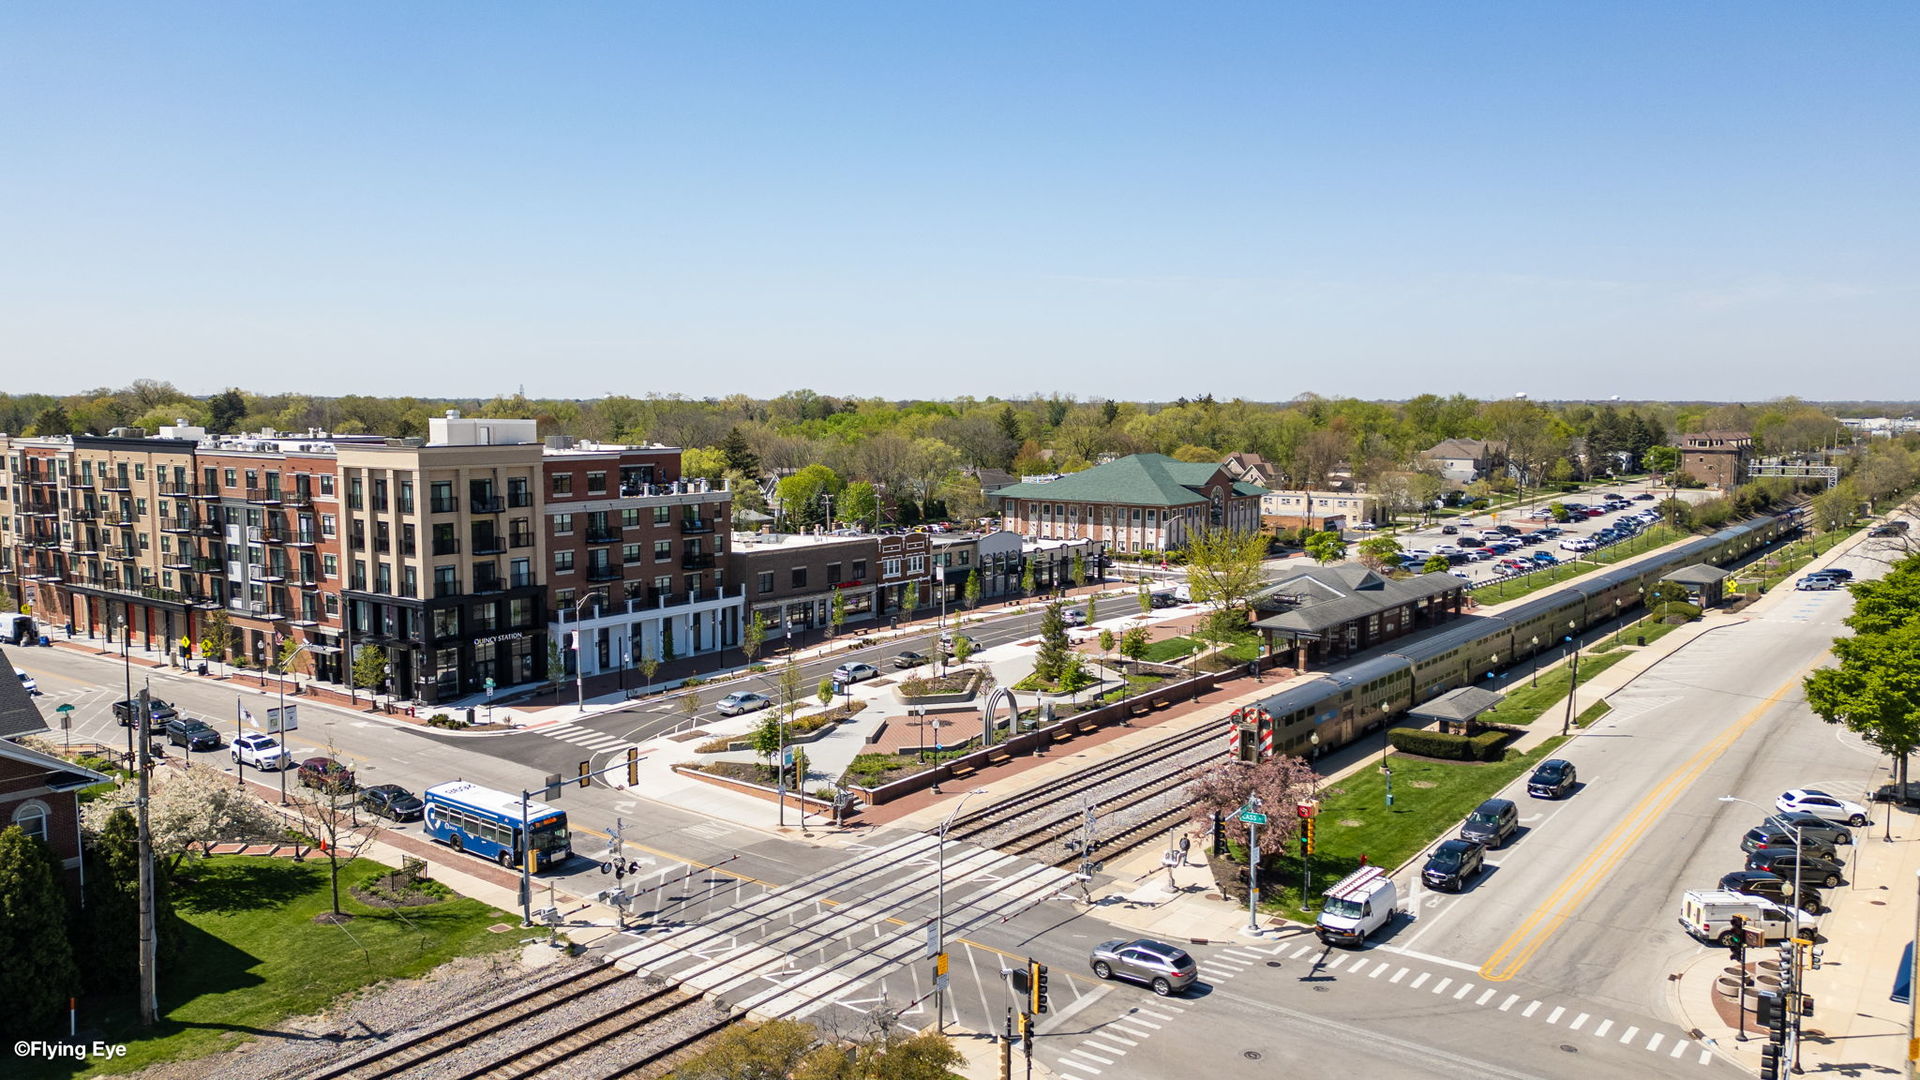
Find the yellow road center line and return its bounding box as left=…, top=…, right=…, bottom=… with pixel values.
left=1478, top=670, right=1804, bottom=981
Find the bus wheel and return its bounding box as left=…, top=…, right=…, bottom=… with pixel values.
left=498, top=851, right=514, bottom=868
left=450, top=835, right=464, bottom=853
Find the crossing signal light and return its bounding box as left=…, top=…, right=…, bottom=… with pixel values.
left=1211, top=812, right=1228, bottom=856
left=1757, top=990, right=1786, bottom=1046
left=1302, top=817, right=1317, bottom=855
left=1018, top=1010, right=1033, bottom=1054
left=627, top=747, right=639, bottom=787
left=1028, top=959, right=1049, bottom=1014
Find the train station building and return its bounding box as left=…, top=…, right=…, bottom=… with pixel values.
left=1248, top=565, right=1466, bottom=670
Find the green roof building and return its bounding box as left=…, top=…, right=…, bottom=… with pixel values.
left=993, top=454, right=1265, bottom=553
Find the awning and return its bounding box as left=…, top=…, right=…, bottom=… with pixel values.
left=1894, top=942, right=1912, bottom=1005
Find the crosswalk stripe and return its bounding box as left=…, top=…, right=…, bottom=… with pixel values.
left=1545, top=1007, right=1565, bottom=1024
left=1410, top=972, right=1430, bottom=989
left=1096, top=1031, right=1138, bottom=1047
left=1430, top=977, right=1450, bottom=994
left=1698, top=1050, right=1712, bottom=1065
left=1476, top=988, right=1497, bottom=1005
left=1369, top=964, right=1386, bottom=978
left=1323, top=953, right=1347, bottom=970
left=1390, top=968, right=1408, bottom=984
left=1056, top=1058, right=1100, bottom=1075
left=1083, top=1041, right=1126, bottom=1056
left=1569, top=1013, right=1588, bottom=1031
left=1292, top=945, right=1314, bottom=959
left=1593, top=1018, right=1612, bottom=1038
left=1453, top=982, right=1473, bottom=1000
left=1070, top=1048, right=1115, bottom=1065
left=1670, top=1040, right=1687, bottom=1058
left=1522, top=1001, right=1541, bottom=1018
left=1646, top=1033, right=1663, bottom=1053
left=1500, top=994, right=1519, bottom=1011
left=1124, top=1017, right=1162, bottom=1030
left=1346, top=959, right=1368, bottom=976
left=1619, top=1026, right=1638, bottom=1044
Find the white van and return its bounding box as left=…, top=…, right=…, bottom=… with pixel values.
left=1678, top=890, right=1815, bottom=947
left=1316, top=865, right=1398, bottom=947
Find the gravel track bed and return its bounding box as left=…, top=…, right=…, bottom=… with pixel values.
left=960, top=739, right=1216, bottom=855
left=1019, top=771, right=1201, bottom=865
left=393, top=971, right=669, bottom=1080
left=552, top=1001, right=736, bottom=1080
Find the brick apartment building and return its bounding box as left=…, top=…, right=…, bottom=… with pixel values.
left=1679, top=431, right=1753, bottom=490
left=993, top=453, right=1265, bottom=554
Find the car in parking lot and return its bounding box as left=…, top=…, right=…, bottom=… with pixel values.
left=230, top=732, right=291, bottom=770
left=1765, top=811, right=1853, bottom=848
left=1089, top=938, right=1199, bottom=996
left=716, top=691, right=773, bottom=716
left=164, top=717, right=222, bottom=752
left=1634, top=492, right=1656, bottom=500
left=832, top=662, right=879, bottom=684
left=892, top=651, right=930, bottom=669
left=1804, top=568, right=1853, bottom=582
left=1527, top=759, right=1578, bottom=798
left=1421, top=839, right=1486, bottom=891
left=1777, top=788, right=1870, bottom=826
left=359, top=784, right=425, bottom=821
left=1531, top=552, right=1558, bottom=565
left=1499, top=559, right=1532, bottom=573
left=1718, top=870, right=1823, bottom=914
left=1740, top=826, right=1841, bottom=862
left=297, top=756, right=356, bottom=794
left=1745, top=849, right=1846, bottom=889
left=1440, top=525, right=1458, bottom=535
left=1560, top=538, right=1597, bottom=552
left=1403, top=548, right=1433, bottom=560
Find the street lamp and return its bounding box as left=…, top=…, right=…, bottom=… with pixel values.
left=1560, top=621, right=1581, bottom=737
left=934, top=788, right=991, bottom=1034
left=1530, top=636, right=1540, bottom=687
left=566, top=594, right=597, bottom=714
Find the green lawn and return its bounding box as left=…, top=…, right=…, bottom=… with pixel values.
left=1259, top=736, right=1571, bottom=920
left=1576, top=700, right=1612, bottom=728
left=1139, top=636, right=1200, bottom=662
left=1476, top=650, right=1629, bottom=726
left=30, top=856, right=519, bottom=1079
left=1592, top=613, right=1684, bottom=653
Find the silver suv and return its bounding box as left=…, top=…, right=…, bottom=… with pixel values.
left=1089, top=939, right=1198, bottom=996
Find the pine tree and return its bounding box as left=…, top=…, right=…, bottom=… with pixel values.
left=719, top=427, right=761, bottom=476
left=1033, top=603, right=1070, bottom=682
left=0, top=827, right=81, bottom=1037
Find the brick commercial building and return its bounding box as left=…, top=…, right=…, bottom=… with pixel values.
left=1259, top=490, right=1381, bottom=532
left=1679, top=431, right=1753, bottom=490
left=992, top=453, right=1265, bottom=555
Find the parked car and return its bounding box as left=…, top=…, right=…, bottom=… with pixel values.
left=231, top=732, right=291, bottom=771
left=1088, top=938, right=1199, bottom=996
left=113, top=696, right=179, bottom=730
left=1496, top=525, right=1522, bottom=536
left=893, top=651, right=930, bottom=669
left=1634, top=492, right=1656, bottom=500
left=1744, top=849, right=1846, bottom=889
left=1421, top=839, right=1486, bottom=892
left=1776, top=788, right=1871, bottom=826
left=359, top=784, right=424, bottom=821
left=1527, top=759, right=1578, bottom=798
left=1352, top=521, right=1378, bottom=531
left=1740, top=826, right=1841, bottom=862
left=164, top=717, right=222, bottom=752
left=832, top=662, right=879, bottom=684
left=1796, top=576, right=1841, bottom=591
left=1440, top=525, right=1458, bottom=535
left=716, top=691, right=772, bottom=716
left=1805, top=568, right=1854, bottom=582
left=298, top=756, right=356, bottom=794
left=1460, top=798, right=1519, bottom=849
left=1149, top=593, right=1180, bottom=608
left=1531, top=552, right=1558, bottom=565
left=15, top=669, right=38, bottom=695
left=1718, top=870, right=1824, bottom=915
left=1764, top=811, right=1853, bottom=848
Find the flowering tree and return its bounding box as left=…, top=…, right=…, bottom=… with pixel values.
left=1185, top=754, right=1322, bottom=859
left=84, top=761, right=281, bottom=873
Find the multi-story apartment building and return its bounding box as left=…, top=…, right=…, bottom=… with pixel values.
left=541, top=438, right=738, bottom=681
left=333, top=413, right=550, bottom=703
left=729, top=531, right=876, bottom=640
left=993, top=453, right=1265, bottom=553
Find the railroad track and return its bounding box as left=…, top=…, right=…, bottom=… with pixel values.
left=446, top=985, right=706, bottom=1080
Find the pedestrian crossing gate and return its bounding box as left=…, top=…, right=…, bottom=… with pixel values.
left=1229, top=707, right=1274, bottom=763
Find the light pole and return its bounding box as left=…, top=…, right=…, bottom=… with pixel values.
left=1560, top=621, right=1580, bottom=737
left=1529, top=636, right=1540, bottom=687
left=1382, top=740, right=1394, bottom=808
left=934, top=788, right=990, bottom=1034
left=567, top=594, right=596, bottom=715
left=116, top=611, right=133, bottom=764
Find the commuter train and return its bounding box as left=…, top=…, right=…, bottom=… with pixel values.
left=1235, top=511, right=1797, bottom=762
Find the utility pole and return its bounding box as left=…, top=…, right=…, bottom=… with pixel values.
left=135, top=684, right=158, bottom=1024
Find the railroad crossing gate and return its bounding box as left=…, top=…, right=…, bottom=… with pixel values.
left=1228, top=707, right=1272, bottom=763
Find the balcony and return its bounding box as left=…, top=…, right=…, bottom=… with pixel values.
left=101, top=476, right=131, bottom=493
left=110, top=548, right=139, bottom=562
left=511, top=571, right=535, bottom=589
left=260, top=523, right=288, bottom=544
left=161, top=516, right=195, bottom=534
left=432, top=538, right=461, bottom=556
left=586, top=563, right=622, bottom=582
left=189, top=522, right=221, bottom=538
left=285, top=486, right=313, bottom=508
left=472, top=571, right=506, bottom=593
left=469, top=495, right=505, bottom=514
left=400, top=541, right=417, bottom=557
left=159, top=480, right=196, bottom=497
left=508, top=490, right=533, bottom=508
left=430, top=497, right=459, bottom=514
left=245, top=487, right=282, bottom=505
left=509, top=531, right=535, bottom=548
left=163, top=557, right=193, bottom=571
left=250, top=564, right=286, bottom=583
left=681, top=552, right=714, bottom=570
left=71, top=507, right=98, bottom=522
left=191, top=558, right=224, bottom=575
left=289, top=569, right=320, bottom=588
left=65, top=475, right=93, bottom=490
left=584, top=528, right=620, bottom=544
left=679, top=518, right=714, bottom=535
left=104, top=511, right=133, bottom=526
left=290, top=532, right=318, bottom=547
left=433, top=578, right=462, bottom=599
left=471, top=534, right=507, bottom=555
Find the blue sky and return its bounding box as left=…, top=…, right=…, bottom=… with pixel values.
left=3, top=3, right=1915, bottom=402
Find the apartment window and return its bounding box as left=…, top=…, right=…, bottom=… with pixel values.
left=758, top=571, right=774, bottom=594
left=551, top=473, right=573, bottom=496
left=552, top=513, right=574, bottom=536
left=371, top=478, right=388, bottom=509
left=653, top=505, right=670, bottom=525
left=908, top=555, right=925, bottom=574
left=351, top=560, right=367, bottom=590
left=621, top=508, right=640, bottom=528
left=376, top=563, right=392, bottom=594
left=402, top=522, right=416, bottom=555
left=554, top=551, right=575, bottom=574
left=397, top=480, right=414, bottom=513
left=884, top=558, right=901, bottom=577
left=655, top=575, right=673, bottom=594
left=135, top=464, right=146, bottom=481
left=508, top=476, right=531, bottom=507
left=323, top=554, right=338, bottom=577
left=320, top=474, right=335, bottom=495
left=790, top=567, right=807, bottom=588
left=586, top=471, right=607, bottom=494
left=429, top=480, right=454, bottom=512
left=852, top=560, right=867, bottom=579
left=1146, top=510, right=1156, bottom=526
left=224, top=469, right=237, bottom=488
left=348, top=476, right=364, bottom=509
left=654, top=539, right=672, bottom=561
left=511, top=557, right=531, bottom=587
left=623, top=543, right=643, bottom=564
left=432, top=608, right=459, bottom=638
left=826, top=562, right=841, bottom=584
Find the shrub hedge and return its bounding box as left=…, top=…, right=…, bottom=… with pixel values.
left=1387, top=727, right=1512, bottom=762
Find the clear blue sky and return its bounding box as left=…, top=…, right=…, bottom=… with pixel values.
left=4, top=3, right=1915, bottom=402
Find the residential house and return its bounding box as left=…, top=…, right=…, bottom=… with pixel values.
left=1420, top=439, right=1506, bottom=487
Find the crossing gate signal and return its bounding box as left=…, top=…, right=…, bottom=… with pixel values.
left=1227, top=713, right=1243, bottom=761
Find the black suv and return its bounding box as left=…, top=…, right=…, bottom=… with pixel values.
left=358, top=784, right=424, bottom=821
left=1764, top=812, right=1852, bottom=849
left=1745, top=850, right=1845, bottom=889
left=1527, top=759, right=1578, bottom=799
left=1460, top=798, right=1519, bottom=849
left=1718, top=870, right=1824, bottom=915
left=1422, top=839, right=1486, bottom=891
left=1741, top=826, right=1841, bottom=862
left=164, top=717, right=221, bottom=752
left=114, top=697, right=178, bottom=731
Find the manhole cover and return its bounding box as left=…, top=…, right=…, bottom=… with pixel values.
left=1243, top=1051, right=1263, bottom=1061
left=1267, top=961, right=1283, bottom=968
left=1560, top=1044, right=1579, bottom=1053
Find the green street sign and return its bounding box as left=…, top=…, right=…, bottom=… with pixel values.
left=1237, top=811, right=1269, bottom=825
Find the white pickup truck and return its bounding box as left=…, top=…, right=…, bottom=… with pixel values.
left=1679, top=890, right=1816, bottom=947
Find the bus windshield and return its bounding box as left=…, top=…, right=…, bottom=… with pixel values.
left=531, top=821, right=570, bottom=851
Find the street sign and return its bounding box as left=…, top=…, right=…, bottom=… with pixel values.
left=485, top=676, right=496, bottom=689
left=925, top=925, right=939, bottom=958
left=55, top=703, right=74, bottom=730
left=1237, top=810, right=1269, bottom=825
left=265, top=705, right=299, bottom=732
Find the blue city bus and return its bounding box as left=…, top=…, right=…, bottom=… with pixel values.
left=422, top=781, right=572, bottom=871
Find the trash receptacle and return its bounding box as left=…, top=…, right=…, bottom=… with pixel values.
left=197, top=662, right=209, bottom=676
left=467, top=708, right=477, bottom=725
left=1636, top=635, right=1645, bottom=647
left=38, top=635, right=50, bottom=647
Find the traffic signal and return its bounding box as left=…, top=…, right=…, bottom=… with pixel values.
left=1759, top=1043, right=1781, bottom=1080
left=1018, top=1010, right=1033, bottom=1054
left=1727, top=915, right=1747, bottom=961
left=1757, top=990, right=1787, bottom=1046
left=1302, top=817, right=1317, bottom=855
left=1029, top=959, right=1049, bottom=1014
left=578, top=761, right=591, bottom=789
left=1211, top=812, right=1228, bottom=856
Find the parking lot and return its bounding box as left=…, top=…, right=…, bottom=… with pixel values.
left=1356, top=488, right=1668, bottom=584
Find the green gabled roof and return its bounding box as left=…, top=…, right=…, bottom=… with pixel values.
left=994, top=454, right=1256, bottom=507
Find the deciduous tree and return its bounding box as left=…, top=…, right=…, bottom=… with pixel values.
left=0, top=827, right=79, bottom=1037
left=1185, top=755, right=1321, bottom=858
